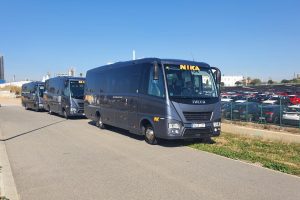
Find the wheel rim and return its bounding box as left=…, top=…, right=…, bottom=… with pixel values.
left=145, top=128, right=154, bottom=142
left=64, top=111, right=67, bottom=118
left=98, top=117, right=103, bottom=127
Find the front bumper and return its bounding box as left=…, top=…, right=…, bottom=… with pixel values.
left=159, top=122, right=221, bottom=140
left=68, top=107, right=85, bottom=117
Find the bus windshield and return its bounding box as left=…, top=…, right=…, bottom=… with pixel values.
left=38, top=85, right=44, bottom=97
left=70, top=80, right=85, bottom=99
left=164, top=64, right=218, bottom=98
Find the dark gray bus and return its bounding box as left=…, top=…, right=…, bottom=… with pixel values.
left=43, top=76, right=85, bottom=119
left=21, top=81, right=45, bottom=111
left=84, top=58, right=221, bottom=144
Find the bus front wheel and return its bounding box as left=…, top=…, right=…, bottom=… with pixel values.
left=63, top=109, right=69, bottom=119
left=145, top=125, right=158, bottom=145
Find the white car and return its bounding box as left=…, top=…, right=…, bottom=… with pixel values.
left=221, top=98, right=233, bottom=102
left=262, top=99, right=278, bottom=105
left=282, top=105, right=300, bottom=126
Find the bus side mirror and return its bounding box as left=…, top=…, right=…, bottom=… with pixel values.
left=153, top=62, right=159, bottom=80
left=211, top=67, right=221, bottom=85
left=211, top=67, right=221, bottom=95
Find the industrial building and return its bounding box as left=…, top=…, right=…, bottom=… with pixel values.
left=221, top=75, right=244, bottom=87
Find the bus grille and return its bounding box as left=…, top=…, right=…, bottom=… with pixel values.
left=184, top=128, right=212, bottom=136
left=183, top=112, right=212, bottom=121
left=78, top=103, right=84, bottom=108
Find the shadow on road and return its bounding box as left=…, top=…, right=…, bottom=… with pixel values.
left=87, top=120, right=216, bottom=147
left=0, top=120, right=67, bottom=142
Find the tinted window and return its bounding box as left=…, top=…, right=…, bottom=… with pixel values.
left=70, top=80, right=85, bottom=99
left=147, top=65, right=165, bottom=98
left=105, top=65, right=141, bottom=94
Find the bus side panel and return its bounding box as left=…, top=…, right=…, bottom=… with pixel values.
left=85, top=71, right=100, bottom=122
left=139, top=95, right=168, bottom=138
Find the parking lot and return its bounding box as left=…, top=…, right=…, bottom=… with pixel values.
left=221, top=84, right=300, bottom=129
left=1, top=105, right=300, bottom=200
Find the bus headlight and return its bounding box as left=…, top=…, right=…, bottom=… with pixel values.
left=168, top=123, right=181, bottom=129
left=168, top=123, right=181, bottom=135
left=213, top=122, right=221, bottom=127
left=70, top=107, right=77, bottom=112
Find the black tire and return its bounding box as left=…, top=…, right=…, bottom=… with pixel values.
left=274, top=116, right=279, bottom=124
left=34, top=104, right=39, bottom=112
left=96, top=115, right=105, bottom=129
left=144, top=125, right=158, bottom=145
left=48, top=105, right=52, bottom=115
left=63, top=109, right=69, bottom=119
left=24, top=104, right=28, bottom=110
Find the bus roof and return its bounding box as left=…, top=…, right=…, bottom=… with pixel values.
left=22, top=81, right=44, bottom=87
left=45, top=76, right=85, bottom=81
left=88, top=58, right=211, bottom=73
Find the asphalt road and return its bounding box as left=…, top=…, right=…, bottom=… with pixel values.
left=0, top=106, right=300, bottom=200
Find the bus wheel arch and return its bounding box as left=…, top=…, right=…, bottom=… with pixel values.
left=140, top=119, right=158, bottom=145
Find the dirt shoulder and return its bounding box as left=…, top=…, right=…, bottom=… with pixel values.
left=222, top=119, right=300, bottom=135
left=222, top=122, right=300, bottom=144
left=0, top=97, right=21, bottom=107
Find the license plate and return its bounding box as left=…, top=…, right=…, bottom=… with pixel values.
left=191, top=123, right=206, bottom=128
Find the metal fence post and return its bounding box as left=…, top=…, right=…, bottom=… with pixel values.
left=260, top=104, right=263, bottom=124
left=279, top=98, right=282, bottom=127
left=230, top=101, right=233, bottom=121
left=246, top=97, right=249, bottom=122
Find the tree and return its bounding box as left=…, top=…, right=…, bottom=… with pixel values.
left=281, top=79, right=290, bottom=84
left=250, top=78, right=261, bottom=86
left=291, top=78, right=300, bottom=83
left=235, top=81, right=242, bottom=86
left=267, top=79, right=274, bottom=85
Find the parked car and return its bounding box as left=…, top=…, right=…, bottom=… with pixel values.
left=282, top=105, right=300, bottom=126
left=289, top=95, right=300, bottom=105
left=221, top=101, right=232, bottom=118
left=258, top=105, right=281, bottom=124
left=230, top=102, right=260, bottom=121
left=262, top=96, right=291, bottom=105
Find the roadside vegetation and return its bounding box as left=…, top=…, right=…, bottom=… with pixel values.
left=0, top=86, right=21, bottom=95
left=188, top=132, right=300, bottom=176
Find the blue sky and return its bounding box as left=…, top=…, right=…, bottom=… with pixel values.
left=0, top=0, right=300, bottom=81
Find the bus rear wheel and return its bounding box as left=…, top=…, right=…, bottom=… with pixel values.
left=96, top=115, right=105, bottom=129
left=145, top=125, right=158, bottom=145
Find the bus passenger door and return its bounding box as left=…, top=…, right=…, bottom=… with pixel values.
left=126, top=93, right=140, bottom=132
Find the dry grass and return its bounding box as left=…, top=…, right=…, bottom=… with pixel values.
left=0, top=85, right=21, bottom=95
left=189, top=132, right=300, bottom=176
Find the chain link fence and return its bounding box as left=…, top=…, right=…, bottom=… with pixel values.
left=221, top=98, right=300, bottom=130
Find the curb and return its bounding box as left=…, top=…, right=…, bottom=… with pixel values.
left=0, top=126, right=19, bottom=200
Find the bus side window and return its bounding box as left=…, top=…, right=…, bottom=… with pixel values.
left=64, top=87, right=70, bottom=96
left=147, top=65, right=165, bottom=98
